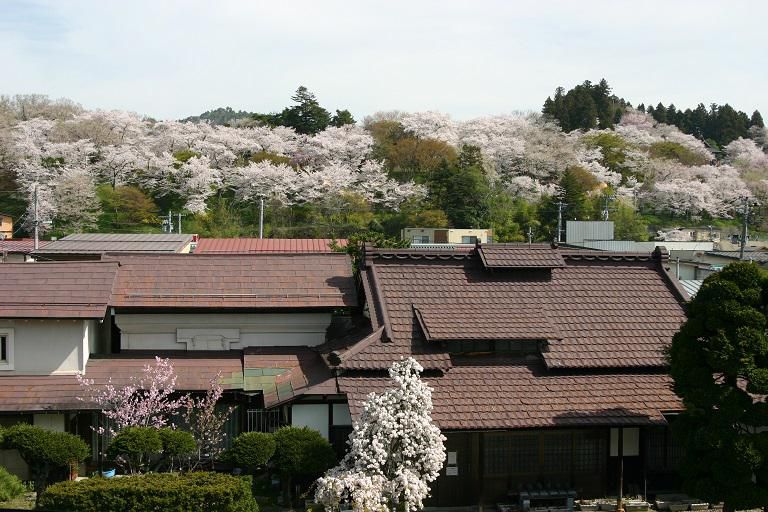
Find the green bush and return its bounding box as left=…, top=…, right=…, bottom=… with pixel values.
left=0, top=465, right=25, bottom=502
left=224, top=432, right=276, bottom=470
left=159, top=428, right=197, bottom=471
left=107, top=427, right=162, bottom=474
left=648, top=140, right=710, bottom=166
left=2, top=424, right=89, bottom=498
left=38, top=472, right=258, bottom=512
left=273, top=426, right=335, bottom=479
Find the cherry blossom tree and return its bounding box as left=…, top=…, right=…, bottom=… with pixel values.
left=77, top=357, right=187, bottom=435
left=182, top=375, right=234, bottom=469
left=315, top=357, right=446, bottom=512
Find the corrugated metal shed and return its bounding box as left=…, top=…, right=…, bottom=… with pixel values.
left=34, top=233, right=193, bottom=254
left=680, top=279, right=703, bottom=298
left=565, top=221, right=614, bottom=244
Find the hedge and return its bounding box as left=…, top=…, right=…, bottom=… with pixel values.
left=38, top=472, right=258, bottom=512
left=223, top=431, right=276, bottom=470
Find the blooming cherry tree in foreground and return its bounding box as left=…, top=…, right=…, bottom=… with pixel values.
left=77, top=357, right=187, bottom=435
left=315, top=357, right=446, bottom=512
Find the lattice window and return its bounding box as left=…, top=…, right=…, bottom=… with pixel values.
left=541, top=432, right=572, bottom=473
left=484, top=432, right=539, bottom=475
left=573, top=430, right=606, bottom=472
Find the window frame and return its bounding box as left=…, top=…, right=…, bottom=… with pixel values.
left=0, top=328, right=14, bottom=371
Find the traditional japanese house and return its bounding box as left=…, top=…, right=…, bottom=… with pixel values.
left=329, top=243, right=688, bottom=506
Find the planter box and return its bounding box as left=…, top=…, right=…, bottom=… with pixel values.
left=669, top=504, right=689, bottom=512
left=689, top=504, right=708, bottom=511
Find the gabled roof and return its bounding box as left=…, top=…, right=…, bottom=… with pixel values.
left=106, top=253, right=357, bottom=310
left=339, top=359, right=682, bottom=430
left=34, top=233, right=193, bottom=254
left=340, top=245, right=686, bottom=371
left=0, top=261, right=118, bottom=318
left=194, top=238, right=346, bottom=254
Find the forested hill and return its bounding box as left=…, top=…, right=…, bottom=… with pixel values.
left=0, top=81, right=766, bottom=243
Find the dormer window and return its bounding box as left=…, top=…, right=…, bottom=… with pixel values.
left=0, top=328, right=14, bottom=370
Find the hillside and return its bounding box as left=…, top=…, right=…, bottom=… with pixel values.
left=0, top=84, right=766, bottom=242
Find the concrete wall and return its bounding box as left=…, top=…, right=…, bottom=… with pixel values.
left=115, top=313, right=333, bottom=351
left=402, top=228, right=491, bottom=244
left=0, top=253, right=30, bottom=263
left=0, top=319, right=95, bottom=374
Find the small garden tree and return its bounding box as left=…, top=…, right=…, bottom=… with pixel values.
left=107, top=426, right=162, bottom=474
left=0, top=465, right=25, bottom=503
left=159, top=428, right=197, bottom=472
left=181, top=375, right=234, bottom=469
left=315, top=357, right=446, bottom=512
left=224, top=432, right=276, bottom=473
left=2, top=424, right=89, bottom=501
left=77, top=357, right=186, bottom=435
left=274, top=427, right=336, bottom=504
left=669, top=262, right=768, bottom=511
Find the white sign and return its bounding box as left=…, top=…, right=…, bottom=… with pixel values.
left=447, top=452, right=457, bottom=465
left=446, top=466, right=458, bottom=476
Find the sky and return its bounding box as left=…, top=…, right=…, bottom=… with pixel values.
left=1, top=0, right=766, bottom=121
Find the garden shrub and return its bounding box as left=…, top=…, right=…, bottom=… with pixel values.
left=0, top=465, right=25, bottom=502
left=2, top=424, right=89, bottom=498
left=38, top=472, right=258, bottom=512
left=107, top=426, right=162, bottom=474
left=273, top=427, right=335, bottom=479
left=223, top=431, right=276, bottom=471
left=159, top=428, right=196, bottom=470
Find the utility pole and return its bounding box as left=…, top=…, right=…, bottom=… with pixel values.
left=33, top=183, right=39, bottom=250
left=556, top=200, right=566, bottom=243
left=177, top=212, right=186, bottom=235
left=527, top=226, right=533, bottom=245
left=259, top=197, right=265, bottom=239
left=602, top=195, right=615, bottom=221
left=740, top=196, right=750, bottom=260
left=163, top=211, right=174, bottom=233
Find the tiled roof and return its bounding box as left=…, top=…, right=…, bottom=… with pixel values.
left=0, top=375, right=83, bottom=411
left=106, top=253, right=356, bottom=310
left=34, top=233, right=193, bottom=254
left=243, top=347, right=336, bottom=407
left=85, top=354, right=245, bottom=391
left=342, top=246, right=685, bottom=370
left=194, top=238, right=346, bottom=254
left=0, top=239, right=45, bottom=254
left=339, top=360, right=682, bottom=430
left=478, top=244, right=565, bottom=268
left=706, top=250, right=768, bottom=263
left=0, top=261, right=118, bottom=318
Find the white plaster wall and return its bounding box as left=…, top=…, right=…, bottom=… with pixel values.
left=0, top=319, right=90, bottom=374
left=292, top=404, right=329, bottom=439
left=116, top=313, right=332, bottom=351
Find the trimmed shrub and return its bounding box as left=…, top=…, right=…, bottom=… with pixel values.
left=38, top=472, right=258, bottom=512
left=159, top=428, right=196, bottom=471
left=2, top=424, right=89, bottom=498
left=273, top=427, right=335, bottom=479
left=0, top=465, right=25, bottom=502
left=223, top=432, right=276, bottom=471
left=107, top=427, right=162, bottom=474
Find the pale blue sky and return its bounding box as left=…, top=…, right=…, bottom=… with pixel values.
left=1, top=0, right=766, bottom=121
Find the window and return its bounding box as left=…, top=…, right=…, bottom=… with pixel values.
left=412, top=236, right=430, bottom=243
left=461, top=236, right=478, bottom=244
left=0, top=328, right=14, bottom=370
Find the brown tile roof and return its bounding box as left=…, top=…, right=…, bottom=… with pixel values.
left=34, top=233, right=193, bottom=254
left=0, top=375, right=83, bottom=412
left=339, top=360, right=682, bottom=430
left=243, top=347, right=336, bottom=407
left=478, top=244, right=565, bottom=268
left=194, top=238, right=346, bottom=254
left=106, top=253, right=356, bottom=310
left=341, top=246, right=685, bottom=370
left=0, top=261, right=118, bottom=318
